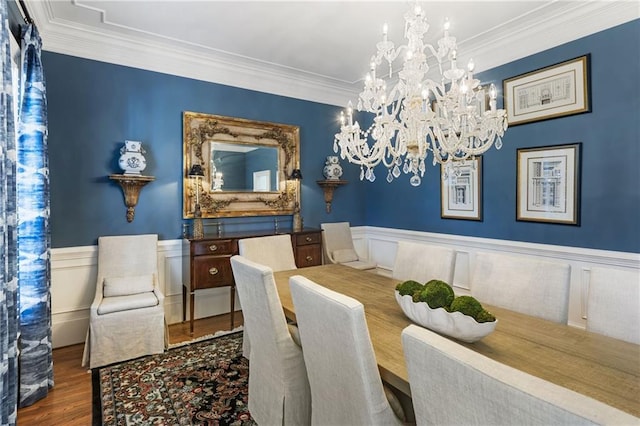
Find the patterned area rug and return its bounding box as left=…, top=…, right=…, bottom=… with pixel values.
left=93, top=331, right=256, bottom=425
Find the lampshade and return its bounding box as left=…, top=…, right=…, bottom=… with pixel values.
left=188, top=164, right=205, bottom=177
left=290, top=169, right=303, bottom=180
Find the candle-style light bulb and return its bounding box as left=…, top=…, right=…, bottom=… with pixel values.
left=422, top=88, right=429, bottom=112
left=382, top=23, right=388, bottom=42
left=467, top=58, right=475, bottom=72
left=340, top=111, right=345, bottom=126
left=489, top=83, right=497, bottom=112
left=489, top=83, right=497, bottom=99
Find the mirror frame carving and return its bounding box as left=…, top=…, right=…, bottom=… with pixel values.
left=183, top=111, right=300, bottom=218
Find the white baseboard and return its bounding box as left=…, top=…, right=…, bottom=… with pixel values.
left=51, top=230, right=638, bottom=348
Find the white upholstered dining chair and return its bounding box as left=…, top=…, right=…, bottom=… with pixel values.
left=587, top=266, right=640, bottom=344
left=402, top=324, right=638, bottom=426
left=392, top=240, right=456, bottom=283
left=82, top=234, right=166, bottom=369
left=470, top=251, right=571, bottom=323
left=320, top=222, right=376, bottom=270
left=289, top=275, right=405, bottom=426
left=237, top=233, right=297, bottom=358
left=237, top=234, right=297, bottom=272
left=229, top=255, right=311, bottom=426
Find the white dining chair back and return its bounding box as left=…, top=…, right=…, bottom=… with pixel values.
left=82, top=234, right=165, bottom=369
left=238, top=234, right=297, bottom=272
left=402, top=324, right=638, bottom=426
left=320, top=222, right=376, bottom=270
left=289, top=275, right=404, bottom=426
left=230, top=255, right=311, bottom=426
left=237, top=233, right=298, bottom=358
left=392, top=241, right=456, bottom=283
left=587, top=266, right=640, bottom=344
left=471, top=251, right=571, bottom=323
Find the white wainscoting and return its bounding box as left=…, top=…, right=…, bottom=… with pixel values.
left=351, top=226, right=640, bottom=329
left=51, top=228, right=639, bottom=348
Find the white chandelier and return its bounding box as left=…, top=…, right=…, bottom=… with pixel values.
left=334, top=4, right=508, bottom=186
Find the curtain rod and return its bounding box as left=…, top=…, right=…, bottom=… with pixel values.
left=17, top=0, right=34, bottom=24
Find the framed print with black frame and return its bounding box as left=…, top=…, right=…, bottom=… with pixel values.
left=440, top=157, right=482, bottom=221
left=516, top=143, right=581, bottom=225
left=503, top=55, right=590, bottom=126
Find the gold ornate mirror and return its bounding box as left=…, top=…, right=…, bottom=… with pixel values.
left=183, top=112, right=300, bottom=218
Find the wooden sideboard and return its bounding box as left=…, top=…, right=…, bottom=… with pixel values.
left=182, top=228, right=323, bottom=335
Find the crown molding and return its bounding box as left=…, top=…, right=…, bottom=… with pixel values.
left=28, top=1, right=638, bottom=107
left=457, top=1, right=639, bottom=75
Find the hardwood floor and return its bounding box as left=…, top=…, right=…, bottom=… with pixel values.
left=16, top=313, right=243, bottom=425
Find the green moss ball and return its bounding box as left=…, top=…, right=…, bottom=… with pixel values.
left=396, top=280, right=425, bottom=297
left=414, top=280, right=455, bottom=309
left=475, top=309, right=496, bottom=323
left=450, top=295, right=484, bottom=318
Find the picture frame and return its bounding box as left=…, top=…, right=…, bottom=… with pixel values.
left=503, top=55, right=590, bottom=126
left=441, top=157, right=482, bottom=221
left=516, top=143, right=581, bottom=225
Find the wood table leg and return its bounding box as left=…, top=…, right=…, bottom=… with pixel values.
left=230, top=285, right=235, bottom=329
left=189, top=291, right=195, bottom=335
left=182, top=284, right=187, bottom=322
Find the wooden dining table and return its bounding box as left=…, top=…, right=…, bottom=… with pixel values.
left=273, top=264, right=640, bottom=418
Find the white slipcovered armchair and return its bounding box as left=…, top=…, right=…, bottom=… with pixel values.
left=237, top=234, right=298, bottom=359
left=230, top=255, right=311, bottom=425
left=82, top=234, right=166, bottom=369
left=471, top=251, right=571, bottom=324
left=392, top=240, right=456, bottom=283
left=289, top=275, right=405, bottom=425
left=320, top=222, right=376, bottom=270
left=587, top=266, right=640, bottom=344
left=402, top=324, right=637, bottom=425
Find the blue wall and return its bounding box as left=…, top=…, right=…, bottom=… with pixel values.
left=364, top=19, right=639, bottom=253
left=45, top=19, right=639, bottom=252
left=44, top=54, right=365, bottom=247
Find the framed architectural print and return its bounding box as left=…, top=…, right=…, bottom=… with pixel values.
left=441, top=158, right=482, bottom=221
left=503, top=55, right=590, bottom=126
left=516, top=143, right=581, bottom=225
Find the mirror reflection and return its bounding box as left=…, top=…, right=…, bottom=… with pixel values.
left=210, top=142, right=279, bottom=192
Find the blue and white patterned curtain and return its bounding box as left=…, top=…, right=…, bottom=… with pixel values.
left=0, top=0, right=19, bottom=422
left=16, top=23, right=52, bottom=407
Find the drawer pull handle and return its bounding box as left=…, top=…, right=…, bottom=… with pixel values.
left=306, top=256, right=313, bottom=262
left=209, top=244, right=218, bottom=252
left=209, top=267, right=219, bottom=275
left=305, top=237, right=312, bottom=242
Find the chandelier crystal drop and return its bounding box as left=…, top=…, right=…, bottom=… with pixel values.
left=334, top=4, right=508, bottom=186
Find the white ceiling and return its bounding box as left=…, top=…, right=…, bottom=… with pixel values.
left=25, top=1, right=639, bottom=106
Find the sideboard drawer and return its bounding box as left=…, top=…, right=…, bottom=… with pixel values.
left=294, top=232, right=321, bottom=246
left=192, top=239, right=236, bottom=256
left=295, top=244, right=322, bottom=268
left=192, top=256, right=234, bottom=289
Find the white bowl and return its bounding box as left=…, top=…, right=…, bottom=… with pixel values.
left=395, top=291, right=497, bottom=343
